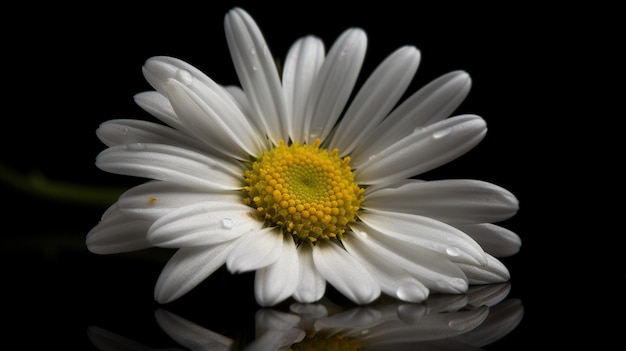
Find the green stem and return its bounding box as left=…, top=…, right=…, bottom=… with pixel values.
left=0, top=163, right=126, bottom=207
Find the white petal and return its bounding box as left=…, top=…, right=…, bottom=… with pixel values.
left=165, top=78, right=263, bottom=159
left=133, top=91, right=184, bottom=131
left=155, top=309, right=233, bottom=351
left=142, top=56, right=236, bottom=107
left=96, top=143, right=243, bottom=191
left=349, top=223, right=468, bottom=294
left=116, top=180, right=243, bottom=220
left=364, top=179, right=519, bottom=224
left=329, top=45, right=421, bottom=155
left=96, top=119, right=207, bottom=152
left=148, top=202, right=262, bottom=248
left=293, top=242, right=326, bottom=303
left=86, top=203, right=152, bottom=254
left=224, top=85, right=266, bottom=134
left=456, top=253, right=510, bottom=284
left=455, top=223, right=521, bottom=257
left=303, top=28, right=367, bottom=144
left=226, top=227, right=283, bottom=273
left=312, top=241, right=380, bottom=304
left=154, top=242, right=235, bottom=303
left=343, top=235, right=429, bottom=302
left=358, top=209, right=487, bottom=265
left=354, top=114, right=487, bottom=183
left=225, top=7, right=288, bottom=144
left=282, top=35, right=325, bottom=143
left=351, top=70, right=471, bottom=163
left=254, top=237, right=300, bottom=306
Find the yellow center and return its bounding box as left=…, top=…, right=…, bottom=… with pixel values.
left=243, top=139, right=364, bottom=243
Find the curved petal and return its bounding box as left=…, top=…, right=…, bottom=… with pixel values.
left=133, top=91, right=185, bottom=131
left=329, top=45, right=421, bottom=155
left=455, top=223, right=521, bottom=257
left=312, top=241, right=380, bottom=304
left=116, top=180, right=243, bottom=220
left=96, top=143, right=243, bottom=191
left=363, top=179, right=519, bottom=224
left=293, top=242, right=326, bottom=303
left=226, top=227, right=283, bottom=273
left=255, top=237, right=300, bottom=306
left=357, top=209, right=487, bottom=265
left=303, top=28, right=367, bottom=144
left=96, top=118, right=207, bottom=153
left=349, top=223, right=469, bottom=294
left=148, top=202, right=262, bottom=248
left=282, top=35, right=325, bottom=143
left=154, top=242, right=235, bottom=303
left=165, top=78, right=264, bottom=159
left=86, top=203, right=152, bottom=254
left=351, top=70, right=471, bottom=163
left=456, top=253, right=510, bottom=284
left=224, top=85, right=265, bottom=134
left=142, top=56, right=236, bottom=105
left=343, top=234, right=429, bottom=302
left=354, top=114, right=487, bottom=183
left=225, top=7, right=288, bottom=144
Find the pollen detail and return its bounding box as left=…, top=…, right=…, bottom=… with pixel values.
left=243, top=139, right=364, bottom=244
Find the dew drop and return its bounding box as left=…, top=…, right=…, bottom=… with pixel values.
left=175, top=69, right=193, bottom=86
left=126, top=143, right=146, bottom=151
left=432, top=128, right=451, bottom=139
left=221, top=218, right=235, bottom=229
left=396, top=282, right=427, bottom=302
left=250, top=47, right=257, bottom=55
left=446, top=246, right=461, bottom=257
left=251, top=65, right=258, bottom=71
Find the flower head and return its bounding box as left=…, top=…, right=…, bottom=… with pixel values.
left=86, top=7, right=520, bottom=306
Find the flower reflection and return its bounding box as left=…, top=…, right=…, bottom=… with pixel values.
left=88, top=283, right=522, bottom=351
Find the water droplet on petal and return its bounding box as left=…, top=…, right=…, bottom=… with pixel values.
left=250, top=47, right=257, bottom=55
left=446, top=246, right=461, bottom=257
left=396, top=282, right=427, bottom=302
left=432, top=128, right=451, bottom=139
left=126, top=143, right=146, bottom=151
left=221, top=218, right=235, bottom=229
left=175, top=69, right=193, bottom=86
left=251, top=65, right=258, bottom=71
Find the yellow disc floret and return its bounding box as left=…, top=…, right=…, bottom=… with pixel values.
left=243, top=139, right=364, bottom=244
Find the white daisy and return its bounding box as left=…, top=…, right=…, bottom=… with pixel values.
left=86, top=7, right=520, bottom=307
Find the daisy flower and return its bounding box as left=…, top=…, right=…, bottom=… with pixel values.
left=86, top=7, right=520, bottom=307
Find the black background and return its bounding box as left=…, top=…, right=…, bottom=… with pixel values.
left=2, top=1, right=622, bottom=349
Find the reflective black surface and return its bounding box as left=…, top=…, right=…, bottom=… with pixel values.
left=2, top=1, right=621, bottom=349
